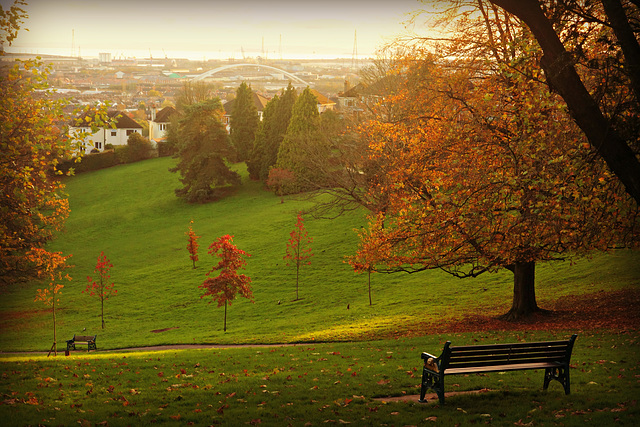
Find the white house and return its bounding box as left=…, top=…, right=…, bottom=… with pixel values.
left=70, top=110, right=143, bottom=154
left=148, top=105, right=177, bottom=145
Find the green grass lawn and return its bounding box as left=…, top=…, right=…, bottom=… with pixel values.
left=0, top=156, right=638, bottom=353
left=1, top=157, right=638, bottom=425
left=1, top=331, right=638, bottom=426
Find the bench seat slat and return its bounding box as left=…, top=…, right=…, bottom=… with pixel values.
left=443, top=362, right=562, bottom=375
left=450, top=346, right=567, bottom=358
left=449, top=358, right=564, bottom=369
left=449, top=351, right=567, bottom=364
left=451, top=340, right=571, bottom=351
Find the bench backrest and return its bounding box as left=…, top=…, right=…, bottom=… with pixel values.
left=441, top=335, right=577, bottom=370
left=73, top=335, right=96, bottom=342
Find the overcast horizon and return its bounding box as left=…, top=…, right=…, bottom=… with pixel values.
left=1, top=0, right=438, bottom=60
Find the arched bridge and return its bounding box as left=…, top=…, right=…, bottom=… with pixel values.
left=191, top=63, right=310, bottom=86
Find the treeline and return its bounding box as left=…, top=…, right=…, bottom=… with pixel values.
left=166, top=81, right=345, bottom=203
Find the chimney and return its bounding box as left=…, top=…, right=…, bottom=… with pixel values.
left=344, top=79, right=350, bottom=93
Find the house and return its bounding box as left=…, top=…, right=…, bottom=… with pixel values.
left=222, top=92, right=270, bottom=132
left=70, top=110, right=143, bottom=154
left=309, top=88, right=336, bottom=113
left=148, top=105, right=177, bottom=145
left=337, top=75, right=400, bottom=121
left=337, top=80, right=366, bottom=111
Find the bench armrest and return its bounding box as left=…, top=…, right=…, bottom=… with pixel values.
left=421, top=352, right=439, bottom=361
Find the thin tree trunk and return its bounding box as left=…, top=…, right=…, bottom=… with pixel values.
left=368, top=269, right=372, bottom=306
left=53, top=296, right=57, bottom=356
left=295, top=262, right=300, bottom=300
left=501, top=261, right=543, bottom=320
left=101, top=297, right=105, bottom=329
left=224, top=300, right=227, bottom=332
left=601, top=0, right=640, bottom=104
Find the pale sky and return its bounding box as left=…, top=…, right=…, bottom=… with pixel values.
left=2, top=0, right=435, bottom=60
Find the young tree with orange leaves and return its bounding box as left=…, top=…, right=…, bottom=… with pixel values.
left=84, top=251, right=117, bottom=329
left=199, top=235, right=253, bottom=332
left=267, top=167, right=296, bottom=202
left=284, top=212, right=314, bottom=301
left=29, top=248, right=72, bottom=356
left=186, top=221, right=200, bottom=268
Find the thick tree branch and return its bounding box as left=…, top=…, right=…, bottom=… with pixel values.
left=490, top=0, right=640, bottom=205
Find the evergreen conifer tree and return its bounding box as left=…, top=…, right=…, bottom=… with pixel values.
left=169, top=98, right=240, bottom=203
left=230, top=82, right=259, bottom=162
left=276, top=87, right=326, bottom=191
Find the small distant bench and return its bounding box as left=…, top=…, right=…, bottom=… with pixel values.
left=66, top=335, right=97, bottom=352
left=419, top=334, right=577, bottom=404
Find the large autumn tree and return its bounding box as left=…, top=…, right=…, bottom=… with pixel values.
left=353, top=24, right=638, bottom=319
left=230, top=81, right=259, bottom=163
left=168, top=98, right=240, bottom=203
left=1, top=1, right=101, bottom=286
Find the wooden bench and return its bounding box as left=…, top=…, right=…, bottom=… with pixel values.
left=66, top=335, right=97, bottom=352
left=419, top=334, right=577, bottom=404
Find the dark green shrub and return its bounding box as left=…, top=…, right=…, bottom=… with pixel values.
left=58, top=150, right=119, bottom=174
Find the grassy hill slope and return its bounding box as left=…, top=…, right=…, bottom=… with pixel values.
left=1, top=157, right=638, bottom=351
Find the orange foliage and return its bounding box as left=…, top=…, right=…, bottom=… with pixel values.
left=186, top=221, right=201, bottom=269
left=199, top=235, right=254, bottom=308
left=353, top=49, right=639, bottom=278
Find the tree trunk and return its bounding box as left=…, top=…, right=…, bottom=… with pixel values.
left=295, top=262, right=300, bottom=300
left=490, top=0, right=640, bottom=205
left=601, top=0, right=640, bottom=104
left=223, top=300, right=227, bottom=332
left=101, top=297, right=105, bottom=329
left=368, top=270, right=372, bottom=306
left=52, top=297, right=57, bottom=356
left=501, top=261, right=542, bottom=321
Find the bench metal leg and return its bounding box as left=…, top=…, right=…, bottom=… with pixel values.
left=419, top=369, right=445, bottom=405
left=88, top=342, right=96, bottom=352
left=66, top=341, right=75, bottom=352
left=543, top=366, right=570, bottom=395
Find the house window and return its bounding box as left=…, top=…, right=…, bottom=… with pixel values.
left=160, top=124, right=167, bottom=131
left=96, top=142, right=102, bottom=149
left=110, top=130, right=117, bottom=137
left=126, top=130, right=135, bottom=136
